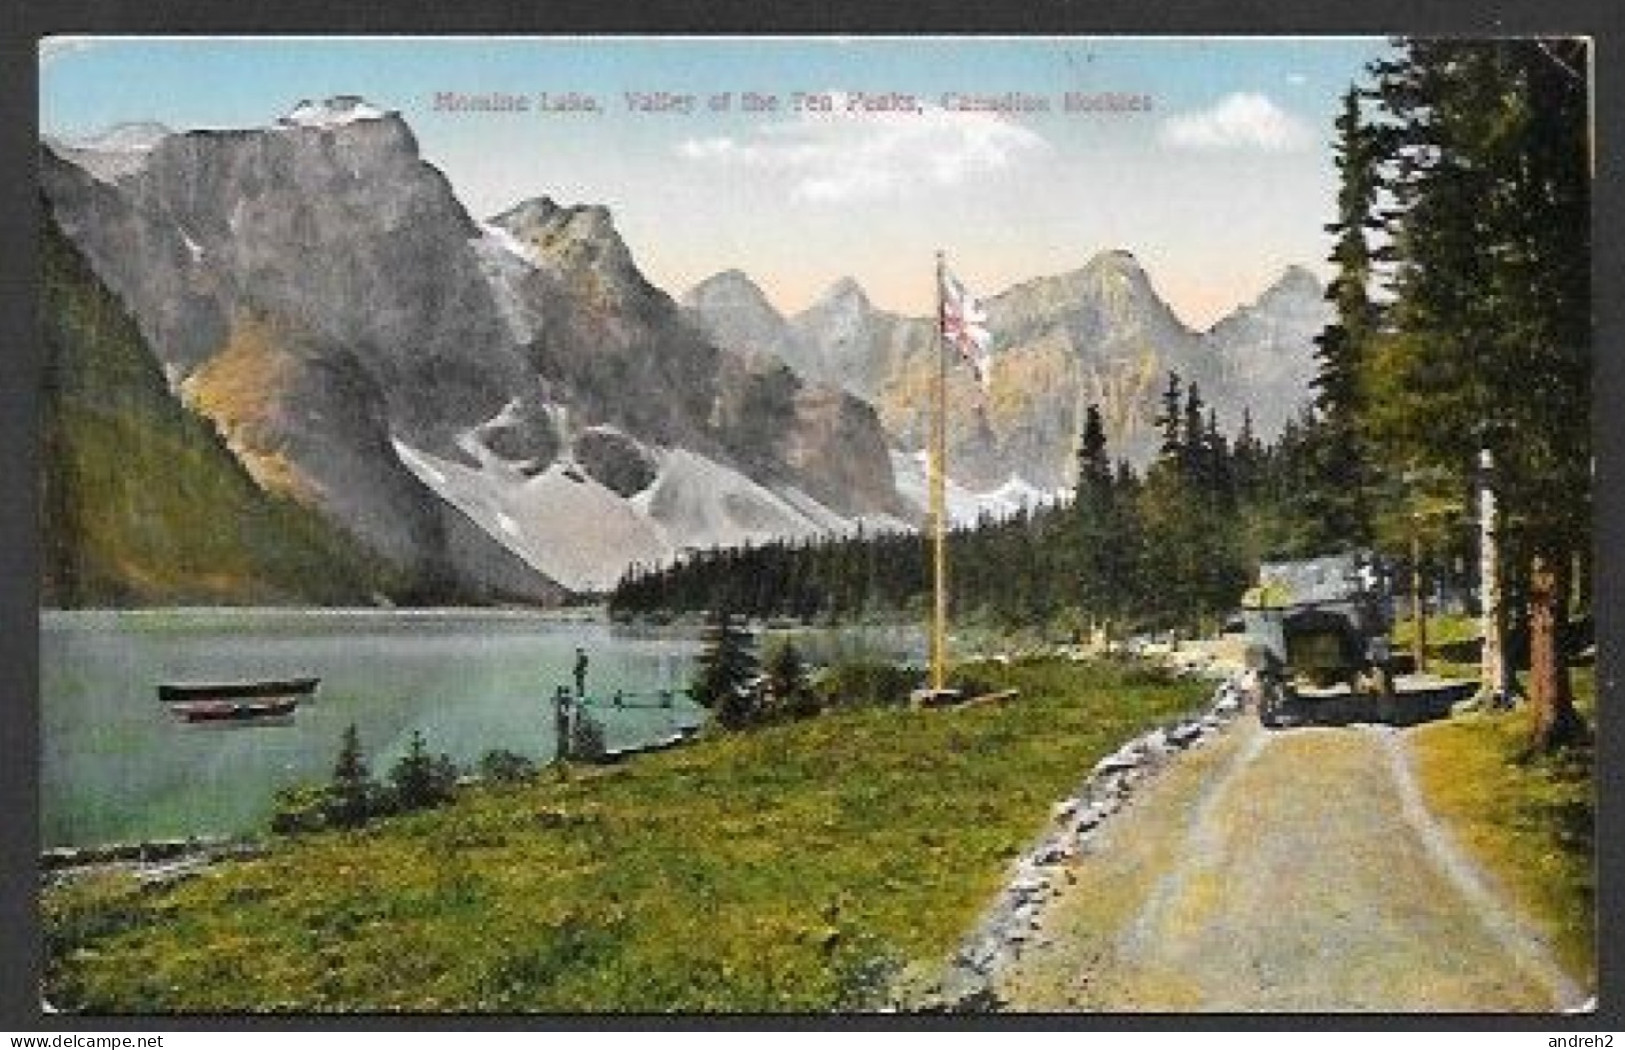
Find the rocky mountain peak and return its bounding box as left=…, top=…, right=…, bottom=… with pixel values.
left=1080, top=249, right=1159, bottom=299
left=489, top=197, right=639, bottom=283
left=1089, top=248, right=1146, bottom=273
left=44, top=101, right=911, bottom=599
left=818, top=276, right=872, bottom=311
left=687, top=268, right=766, bottom=298
left=44, top=121, right=176, bottom=183
left=683, top=269, right=781, bottom=319
left=54, top=120, right=173, bottom=152
left=1216, top=265, right=1328, bottom=333
left=681, top=269, right=800, bottom=372
left=689, top=249, right=1332, bottom=487
left=1258, top=264, right=1323, bottom=303
left=490, top=195, right=563, bottom=228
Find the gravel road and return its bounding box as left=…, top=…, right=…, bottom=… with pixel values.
left=994, top=715, right=1587, bottom=1012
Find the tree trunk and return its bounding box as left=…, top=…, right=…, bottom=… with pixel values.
left=1476, top=450, right=1514, bottom=707
left=1528, top=550, right=1587, bottom=751
left=1571, top=547, right=1589, bottom=619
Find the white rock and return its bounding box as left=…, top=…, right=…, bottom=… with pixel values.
left=1167, top=721, right=1203, bottom=747
left=1009, top=875, right=1048, bottom=896
left=1093, top=748, right=1142, bottom=775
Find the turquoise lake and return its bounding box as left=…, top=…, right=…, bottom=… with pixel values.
left=40, top=609, right=925, bottom=847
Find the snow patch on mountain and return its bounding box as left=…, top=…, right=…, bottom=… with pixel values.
left=890, top=450, right=1058, bottom=527
left=479, top=223, right=536, bottom=266
left=46, top=122, right=173, bottom=183
left=177, top=226, right=205, bottom=263
left=279, top=96, right=390, bottom=130
left=635, top=448, right=841, bottom=553
left=57, top=121, right=172, bottom=153
left=393, top=437, right=667, bottom=593
left=392, top=435, right=880, bottom=592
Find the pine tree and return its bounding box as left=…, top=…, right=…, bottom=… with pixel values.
left=1156, top=372, right=1184, bottom=460
left=1071, top=408, right=1133, bottom=632
left=1306, top=86, right=1383, bottom=546
left=1315, top=88, right=1382, bottom=428
left=1203, top=407, right=1232, bottom=506
left=387, top=729, right=460, bottom=812
left=1076, top=403, right=1111, bottom=490
left=325, top=723, right=380, bottom=828
left=1181, top=383, right=1207, bottom=481
left=765, top=639, right=819, bottom=720
left=691, top=609, right=762, bottom=730
left=1365, top=39, right=1591, bottom=749
left=1233, top=408, right=1261, bottom=494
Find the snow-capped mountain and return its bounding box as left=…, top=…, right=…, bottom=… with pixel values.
left=888, top=452, right=1060, bottom=528
left=41, top=98, right=908, bottom=600
left=41, top=95, right=1331, bottom=601
left=686, top=254, right=1331, bottom=490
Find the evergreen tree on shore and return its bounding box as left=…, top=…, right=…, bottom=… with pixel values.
left=765, top=639, right=818, bottom=720
left=691, top=610, right=762, bottom=730
left=387, top=729, right=459, bottom=812
left=326, top=724, right=379, bottom=829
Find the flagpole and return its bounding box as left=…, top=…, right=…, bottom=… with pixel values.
left=931, top=251, right=949, bottom=693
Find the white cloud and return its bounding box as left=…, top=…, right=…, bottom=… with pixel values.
left=1286, top=73, right=1309, bottom=86
left=676, top=92, right=1048, bottom=204
left=1159, top=92, right=1314, bottom=152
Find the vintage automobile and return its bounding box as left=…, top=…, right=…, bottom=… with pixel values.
left=1239, top=552, right=1396, bottom=725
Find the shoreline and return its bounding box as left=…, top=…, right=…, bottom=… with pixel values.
left=41, top=605, right=602, bottom=621
left=39, top=605, right=933, bottom=630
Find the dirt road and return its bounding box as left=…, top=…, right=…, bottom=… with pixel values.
left=996, top=716, right=1587, bottom=1012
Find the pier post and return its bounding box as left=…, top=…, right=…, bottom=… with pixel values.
left=553, top=686, right=572, bottom=764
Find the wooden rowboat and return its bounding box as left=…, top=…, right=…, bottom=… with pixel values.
left=158, top=677, right=318, bottom=724
left=157, top=676, right=319, bottom=704
left=171, top=695, right=302, bottom=724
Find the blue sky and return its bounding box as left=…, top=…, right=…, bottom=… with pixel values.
left=40, top=36, right=1392, bottom=326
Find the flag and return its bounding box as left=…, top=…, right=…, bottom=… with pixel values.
left=940, top=267, right=993, bottom=389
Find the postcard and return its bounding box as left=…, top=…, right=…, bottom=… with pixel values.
left=33, top=35, right=1596, bottom=1016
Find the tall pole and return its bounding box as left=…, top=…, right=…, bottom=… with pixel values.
left=553, top=686, right=571, bottom=764
left=1411, top=515, right=1428, bottom=675
left=1477, top=448, right=1511, bottom=706
left=930, top=252, right=949, bottom=692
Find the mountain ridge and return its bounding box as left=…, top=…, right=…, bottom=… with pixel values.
left=684, top=256, right=1330, bottom=487
left=42, top=98, right=908, bottom=600
left=42, top=97, right=1330, bottom=598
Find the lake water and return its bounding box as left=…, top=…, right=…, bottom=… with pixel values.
left=40, top=610, right=928, bottom=848
left=40, top=610, right=715, bottom=848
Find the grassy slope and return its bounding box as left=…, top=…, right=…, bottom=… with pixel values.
left=1404, top=611, right=1596, bottom=985
left=41, top=214, right=393, bottom=606
left=1409, top=673, right=1596, bottom=985
left=44, top=659, right=1205, bottom=1013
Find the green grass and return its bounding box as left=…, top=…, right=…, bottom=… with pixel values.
left=1409, top=667, right=1596, bottom=984
left=1391, top=612, right=1481, bottom=649
left=43, top=657, right=1205, bottom=1014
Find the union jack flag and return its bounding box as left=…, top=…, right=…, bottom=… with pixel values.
left=940, top=267, right=993, bottom=390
